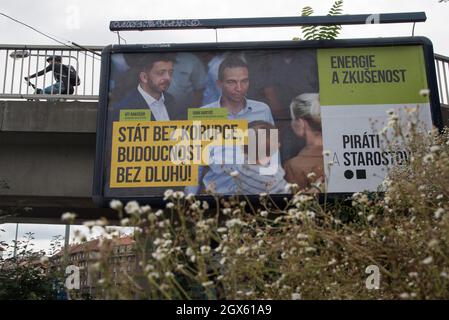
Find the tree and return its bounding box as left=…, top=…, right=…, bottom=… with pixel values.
left=0, top=232, right=63, bottom=299
left=296, top=0, right=344, bottom=40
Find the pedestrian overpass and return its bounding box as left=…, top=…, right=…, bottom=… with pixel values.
left=0, top=44, right=448, bottom=223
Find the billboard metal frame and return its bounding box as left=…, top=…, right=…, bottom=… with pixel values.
left=109, top=12, right=426, bottom=31
left=93, top=37, right=443, bottom=208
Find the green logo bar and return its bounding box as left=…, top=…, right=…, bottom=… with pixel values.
left=318, top=46, right=429, bottom=106
left=119, top=109, right=151, bottom=121
left=188, top=108, right=228, bottom=120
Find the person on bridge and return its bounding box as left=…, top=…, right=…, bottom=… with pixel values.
left=24, top=55, right=80, bottom=95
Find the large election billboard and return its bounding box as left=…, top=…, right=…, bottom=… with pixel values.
left=93, top=37, right=442, bottom=206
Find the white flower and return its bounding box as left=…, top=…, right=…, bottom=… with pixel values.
left=83, top=220, right=95, bottom=228
left=291, top=293, right=301, bottom=300
left=202, top=201, right=209, bottom=210
left=165, top=271, right=174, bottom=278
left=162, top=232, right=171, bottom=239
left=186, top=193, right=195, bottom=201
left=236, top=246, right=249, bottom=255
left=148, top=272, right=159, bottom=279
left=284, top=183, right=298, bottom=193
left=217, top=227, right=227, bottom=233
left=307, top=172, right=316, bottom=180
left=152, top=251, right=166, bottom=261
left=176, top=264, right=184, bottom=271
left=436, top=194, right=444, bottom=200
left=141, top=205, right=151, bottom=214
left=328, top=259, right=337, bottom=266
left=202, top=281, right=213, bottom=287
left=260, top=210, right=268, bottom=217
left=225, top=218, right=247, bottom=228
left=154, top=238, right=164, bottom=246
left=120, top=218, right=130, bottom=226
left=245, top=291, right=254, bottom=297
left=124, top=201, right=141, bottom=215
left=293, top=195, right=313, bottom=204
left=163, top=189, right=174, bottom=200
left=387, top=120, right=397, bottom=127
left=173, top=191, right=185, bottom=199
left=230, top=170, right=239, bottom=177
left=61, top=212, right=77, bottom=222
left=305, top=247, right=317, bottom=253
left=95, top=219, right=107, bottom=227
left=219, top=258, right=227, bottom=265
left=39, top=256, right=49, bottom=264
left=163, top=240, right=173, bottom=248
left=259, top=192, right=268, bottom=197
left=109, top=200, right=123, bottom=211
left=389, top=114, right=399, bottom=121
left=186, top=247, right=194, bottom=256
left=430, top=145, right=440, bottom=153
left=306, top=211, right=316, bottom=219
left=423, top=154, right=434, bottom=164
left=200, top=245, right=211, bottom=255
left=399, top=293, right=410, bottom=299
left=166, top=202, right=174, bottom=209
left=196, top=220, right=209, bottom=231
left=434, top=208, right=444, bottom=219
left=144, top=264, right=154, bottom=272
left=367, top=214, right=375, bottom=222
left=297, top=233, right=308, bottom=240
left=408, top=272, right=418, bottom=278
left=155, top=209, right=164, bottom=217
left=421, top=256, right=433, bottom=265
left=222, top=208, right=232, bottom=215
left=419, top=89, right=430, bottom=97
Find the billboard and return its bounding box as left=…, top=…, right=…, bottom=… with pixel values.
left=93, top=37, right=442, bottom=207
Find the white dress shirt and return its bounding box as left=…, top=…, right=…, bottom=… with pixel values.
left=137, top=85, right=170, bottom=121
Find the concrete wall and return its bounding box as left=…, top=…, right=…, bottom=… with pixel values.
left=0, top=100, right=116, bottom=222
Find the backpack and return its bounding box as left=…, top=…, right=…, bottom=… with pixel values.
left=68, top=66, right=81, bottom=87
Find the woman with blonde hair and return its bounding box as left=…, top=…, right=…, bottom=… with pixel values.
left=283, top=93, right=324, bottom=191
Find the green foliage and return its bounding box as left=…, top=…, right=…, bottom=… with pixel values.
left=0, top=232, right=63, bottom=300
left=299, top=0, right=344, bottom=40
left=84, top=111, right=449, bottom=300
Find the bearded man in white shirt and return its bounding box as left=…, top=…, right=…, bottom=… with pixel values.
left=111, top=53, right=183, bottom=121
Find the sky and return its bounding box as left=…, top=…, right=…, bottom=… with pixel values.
left=0, top=0, right=448, bottom=255
left=0, top=0, right=448, bottom=53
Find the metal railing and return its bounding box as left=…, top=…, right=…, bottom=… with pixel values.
left=0, top=44, right=102, bottom=101
left=0, top=43, right=448, bottom=106
left=435, top=53, right=449, bottom=107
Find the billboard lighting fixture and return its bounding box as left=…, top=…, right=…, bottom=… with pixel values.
left=109, top=12, right=427, bottom=32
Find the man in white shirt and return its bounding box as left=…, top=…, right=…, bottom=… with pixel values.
left=111, top=53, right=181, bottom=121
left=186, top=56, right=281, bottom=195
left=106, top=53, right=183, bottom=197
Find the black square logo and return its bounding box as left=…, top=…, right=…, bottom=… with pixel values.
left=356, top=169, right=367, bottom=180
